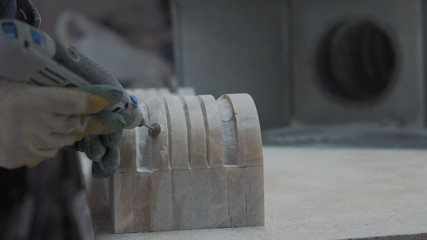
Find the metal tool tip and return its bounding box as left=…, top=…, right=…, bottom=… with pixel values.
left=148, top=123, right=161, bottom=137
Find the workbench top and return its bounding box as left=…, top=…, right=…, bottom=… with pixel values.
left=92, top=147, right=427, bottom=240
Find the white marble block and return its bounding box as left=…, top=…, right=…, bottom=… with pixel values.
left=109, top=93, right=264, bottom=233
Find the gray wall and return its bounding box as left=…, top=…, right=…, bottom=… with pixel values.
left=172, top=0, right=290, bottom=129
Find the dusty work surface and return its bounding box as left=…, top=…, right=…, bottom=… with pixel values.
left=92, top=147, right=427, bottom=240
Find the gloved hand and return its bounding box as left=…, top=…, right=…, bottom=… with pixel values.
left=0, top=81, right=125, bottom=172
left=69, top=87, right=125, bottom=179
left=73, top=128, right=123, bottom=178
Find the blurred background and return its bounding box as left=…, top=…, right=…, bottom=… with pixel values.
left=33, top=0, right=174, bottom=89
left=32, top=0, right=427, bottom=148
left=34, top=0, right=172, bottom=59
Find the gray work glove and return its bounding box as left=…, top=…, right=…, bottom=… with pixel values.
left=68, top=86, right=126, bottom=178
left=0, top=82, right=125, bottom=172
left=74, top=129, right=123, bottom=178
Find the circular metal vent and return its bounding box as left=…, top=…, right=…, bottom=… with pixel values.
left=319, top=19, right=397, bottom=103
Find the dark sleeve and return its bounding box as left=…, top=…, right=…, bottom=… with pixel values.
left=0, top=0, right=17, bottom=19
left=16, top=0, right=40, bottom=27
left=0, top=0, right=40, bottom=27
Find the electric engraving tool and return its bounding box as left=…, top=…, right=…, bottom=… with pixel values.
left=0, top=19, right=160, bottom=134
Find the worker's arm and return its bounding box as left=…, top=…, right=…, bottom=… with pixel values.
left=0, top=0, right=126, bottom=178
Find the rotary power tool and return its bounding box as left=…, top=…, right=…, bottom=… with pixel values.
left=0, top=19, right=160, bottom=135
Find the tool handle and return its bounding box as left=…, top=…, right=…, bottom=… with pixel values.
left=51, top=40, right=144, bottom=128
left=52, top=41, right=124, bottom=89
left=0, top=19, right=144, bottom=129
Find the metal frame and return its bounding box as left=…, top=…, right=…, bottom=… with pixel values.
left=172, top=0, right=425, bottom=132
left=290, top=0, right=424, bottom=128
